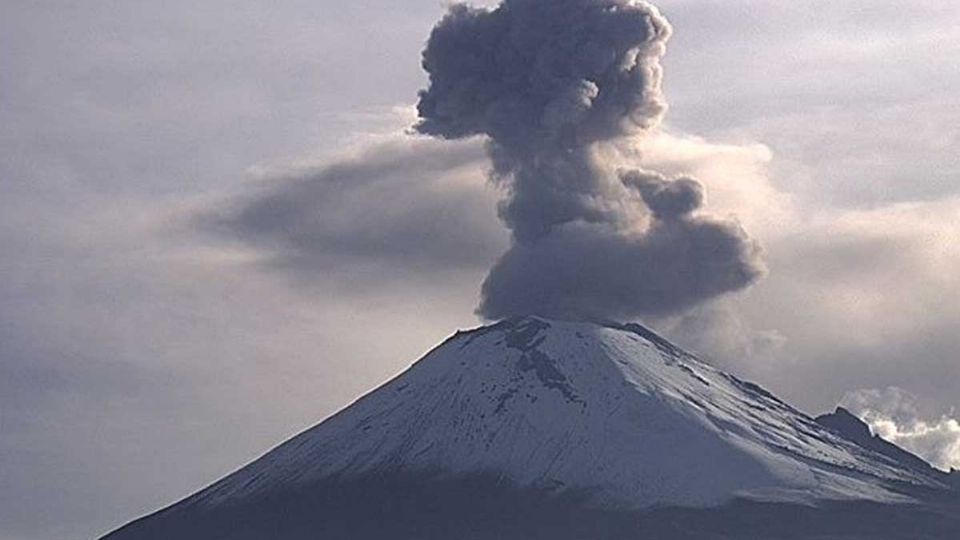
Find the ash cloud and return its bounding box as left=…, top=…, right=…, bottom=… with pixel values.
left=204, top=137, right=504, bottom=278
left=416, top=0, right=764, bottom=321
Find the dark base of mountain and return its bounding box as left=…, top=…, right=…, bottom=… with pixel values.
left=104, top=472, right=960, bottom=540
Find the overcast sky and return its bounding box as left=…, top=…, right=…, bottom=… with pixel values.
left=1, top=1, right=959, bottom=539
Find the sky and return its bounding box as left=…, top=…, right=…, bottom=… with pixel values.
left=1, top=1, right=958, bottom=539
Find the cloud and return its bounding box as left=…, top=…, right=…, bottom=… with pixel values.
left=416, top=0, right=764, bottom=321
left=661, top=196, right=960, bottom=419
left=842, top=387, right=960, bottom=471
left=656, top=0, right=960, bottom=207
left=202, top=135, right=506, bottom=283
left=479, top=170, right=762, bottom=320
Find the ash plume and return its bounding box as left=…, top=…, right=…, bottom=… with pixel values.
left=416, top=0, right=763, bottom=321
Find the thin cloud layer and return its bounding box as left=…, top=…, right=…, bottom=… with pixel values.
left=664, top=195, right=960, bottom=424
left=416, top=0, right=764, bottom=320
left=204, top=136, right=505, bottom=281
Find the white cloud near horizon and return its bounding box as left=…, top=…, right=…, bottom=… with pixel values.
left=842, top=387, right=960, bottom=471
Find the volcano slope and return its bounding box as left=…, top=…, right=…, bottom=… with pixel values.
left=103, top=317, right=960, bottom=540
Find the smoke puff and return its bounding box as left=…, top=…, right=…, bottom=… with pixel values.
left=416, top=0, right=764, bottom=321
left=479, top=213, right=763, bottom=321
left=497, top=147, right=629, bottom=244
left=417, top=0, right=671, bottom=150
left=623, top=170, right=704, bottom=220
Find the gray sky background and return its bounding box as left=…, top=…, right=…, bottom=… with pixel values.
left=1, top=1, right=958, bottom=539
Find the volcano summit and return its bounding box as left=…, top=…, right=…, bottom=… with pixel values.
left=103, top=318, right=959, bottom=539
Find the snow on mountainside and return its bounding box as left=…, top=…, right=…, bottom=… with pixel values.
left=171, top=317, right=938, bottom=513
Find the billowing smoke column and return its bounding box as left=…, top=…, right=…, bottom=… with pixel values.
left=416, top=0, right=763, bottom=321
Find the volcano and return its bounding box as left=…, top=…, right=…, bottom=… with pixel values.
left=102, top=317, right=959, bottom=539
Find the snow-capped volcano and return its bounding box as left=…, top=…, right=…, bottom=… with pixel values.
left=103, top=317, right=958, bottom=540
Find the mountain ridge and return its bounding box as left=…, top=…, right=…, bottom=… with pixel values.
left=102, top=316, right=959, bottom=540
left=815, top=406, right=944, bottom=479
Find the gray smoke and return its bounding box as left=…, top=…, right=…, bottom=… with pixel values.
left=416, top=0, right=764, bottom=321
